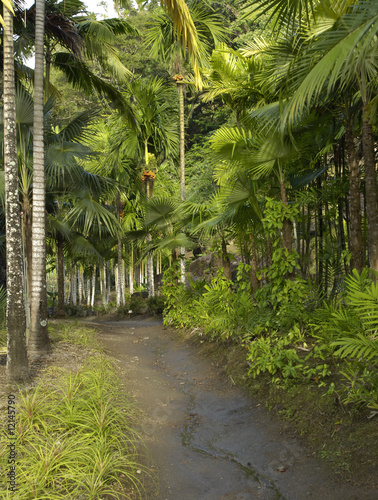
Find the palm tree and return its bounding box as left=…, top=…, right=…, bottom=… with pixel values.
left=115, top=77, right=179, bottom=297
left=260, top=0, right=378, bottom=271
left=146, top=3, right=226, bottom=279
left=28, top=0, right=49, bottom=358
left=3, top=0, right=29, bottom=380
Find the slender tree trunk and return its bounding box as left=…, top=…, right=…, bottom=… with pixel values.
left=121, top=259, right=125, bottom=305
left=91, top=265, right=96, bottom=309
left=78, top=267, right=83, bottom=305
left=102, top=264, right=107, bottom=307
left=145, top=170, right=155, bottom=297
left=250, top=235, right=260, bottom=293
left=279, top=173, right=293, bottom=252
left=345, top=116, right=364, bottom=272
left=147, top=249, right=155, bottom=298
left=129, top=245, right=134, bottom=295
left=29, top=0, right=49, bottom=357
left=317, top=177, right=324, bottom=289
left=71, top=267, right=77, bottom=306
left=221, top=232, right=231, bottom=280
left=361, top=109, right=378, bottom=272
left=3, top=5, right=29, bottom=381
left=106, top=261, right=110, bottom=305
left=177, top=81, right=186, bottom=284
left=21, top=195, right=33, bottom=326
left=117, top=238, right=123, bottom=307
left=56, top=234, right=65, bottom=318
left=86, top=277, right=91, bottom=308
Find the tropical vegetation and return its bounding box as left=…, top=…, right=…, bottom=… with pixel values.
left=0, top=0, right=377, bottom=491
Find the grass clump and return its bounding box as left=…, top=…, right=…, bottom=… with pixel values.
left=48, top=321, right=102, bottom=351
left=0, top=356, right=146, bottom=499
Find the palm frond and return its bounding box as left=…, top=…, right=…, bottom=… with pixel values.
left=162, top=0, right=202, bottom=86
left=65, top=191, right=119, bottom=237
left=332, top=333, right=378, bottom=362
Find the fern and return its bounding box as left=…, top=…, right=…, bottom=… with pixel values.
left=345, top=270, right=378, bottom=331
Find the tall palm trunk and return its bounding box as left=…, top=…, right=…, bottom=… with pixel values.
left=91, top=265, right=96, bottom=309
left=361, top=109, right=378, bottom=272
left=56, top=233, right=65, bottom=317
left=29, top=0, right=50, bottom=357
left=345, top=110, right=364, bottom=272
left=78, top=267, right=83, bottom=304
left=70, top=267, right=77, bottom=306
left=221, top=232, right=231, bottom=280
left=116, top=195, right=124, bottom=307
left=21, top=193, right=32, bottom=326
left=129, top=244, right=134, bottom=294
left=145, top=154, right=155, bottom=298
left=3, top=4, right=29, bottom=381
left=177, top=81, right=186, bottom=283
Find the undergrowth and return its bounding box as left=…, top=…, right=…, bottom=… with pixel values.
left=163, top=264, right=378, bottom=415
left=0, top=323, right=147, bottom=499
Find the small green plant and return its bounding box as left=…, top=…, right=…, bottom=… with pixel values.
left=0, top=356, right=146, bottom=499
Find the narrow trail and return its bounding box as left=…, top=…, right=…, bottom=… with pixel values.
left=89, top=317, right=376, bottom=500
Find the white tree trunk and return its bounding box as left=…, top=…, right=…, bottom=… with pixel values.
left=121, top=258, right=125, bottom=305
left=71, top=268, right=77, bottom=306
left=116, top=264, right=120, bottom=307
left=3, top=4, right=29, bottom=381
left=91, top=265, right=96, bottom=309
left=180, top=247, right=186, bottom=284
left=106, top=261, right=110, bottom=305
left=86, top=277, right=91, bottom=308
left=29, top=0, right=49, bottom=357
left=78, top=267, right=82, bottom=305
left=102, top=263, right=107, bottom=307
left=129, top=246, right=134, bottom=295
left=147, top=250, right=155, bottom=298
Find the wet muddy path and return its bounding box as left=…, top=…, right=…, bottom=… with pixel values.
left=90, top=317, right=376, bottom=500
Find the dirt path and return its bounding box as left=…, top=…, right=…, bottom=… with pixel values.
left=90, top=317, right=377, bottom=500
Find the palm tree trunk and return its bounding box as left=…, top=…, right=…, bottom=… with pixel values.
left=129, top=244, right=134, bottom=294
left=221, top=232, right=231, bottom=280
left=91, top=265, right=96, bottom=309
left=178, top=82, right=186, bottom=284
left=345, top=115, right=364, bottom=272
left=361, top=109, right=378, bottom=272
left=86, top=277, right=91, bottom=308
left=78, top=267, right=82, bottom=305
left=101, top=264, right=106, bottom=307
left=121, top=257, right=125, bottom=305
left=279, top=170, right=293, bottom=252
left=117, top=237, right=123, bottom=307
left=21, top=195, right=33, bottom=322
left=71, top=267, right=77, bottom=306
left=145, top=166, right=155, bottom=297
left=106, top=261, right=111, bottom=305
left=30, top=0, right=50, bottom=357
left=147, top=251, right=155, bottom=298
left=56, top=234, right=65, bottom=317
left=3, top=4, right=29, bottom=381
